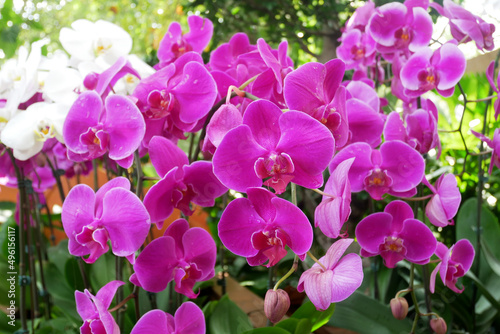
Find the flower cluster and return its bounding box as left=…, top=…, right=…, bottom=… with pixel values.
left=0, top=0, right=488, bottom=331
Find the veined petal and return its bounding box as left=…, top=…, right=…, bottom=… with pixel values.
left=173, top=302, right=206, bottom=334
left=183, top=161, right=228, bottom=207
left=184, top=16, right=213, bottom=53
left=171, top=61, right=217, bottom=124
left=243, top=100, right=282, bottom=151
left=301, top=269, right=334, bottom=311
left=322, top=238, right=354, bottom=268
left=450, top=239, right=475, bottom=273
left=182, top=227, right=217, bottom=279
left=94, top=177, right=130, bottom=218
left=284, top=62, right=327, bottom=114
left=272, top=196, right=313, bottom=255
left=143, top=169, right=178, bottom=227
left=131, top=310, right=169, bottom=334
left=212, top=125, right=268, bottom=192
left=435, top=43, right=466, bottom=91
left=63, top=91, right=102, bottom=153
left=104, top=94, right=145, bottom=160
left=149, top=136, right=188, bottom=178
left=330, top=142, right=373, bottom=192
left=329, top=253, right=363, bottom=302
left=380, top=141, right=424, bottom=192
left=62, top=184, right=96, bottom=255
left=277, top=111, right=335, bottom=188
left=101, top=188, right=150, bottom=257
left=355, top=212, right=393, bottom=254
left=246, top=187, right=277, bottom=223
left=398, top=218, right=437, bottom=263
left=95, top=280, right=125, bottom=311
left=218, top=197, right=265, bottom=257
left=132, top=236, right=177, bottom=292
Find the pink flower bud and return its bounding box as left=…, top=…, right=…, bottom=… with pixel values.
left=83, top=72, right=99, bottom=90
left=264, top=289, right=290, bottom=323
left=390, top=297, right=409, bottom=320
left=430, top=317, right=447, bottom=334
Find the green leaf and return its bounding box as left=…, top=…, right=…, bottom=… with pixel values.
left=291, top=301, right=335, bottom=331
left=242, top=328, right=291, bottom=334
left=456, top=197, right=500, bottom=313
left=209, top=295, right=253, bottom=334
left=0, top=201, right=16, bottom=211
left=481, top=239, right=500, bottom=277
left=329, top=291, right=412, bottom=334
left=275, top=318, right=312, bottom=334
left=89, top=251, right=115, bottom=289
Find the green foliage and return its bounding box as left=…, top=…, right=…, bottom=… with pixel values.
left=207, top=295, right=254, bottom=334
left=329, top=291, right=412, bottom=333
left=182, top=0, right=357, bottom=65
left=290, top=301, right=335, bottom=331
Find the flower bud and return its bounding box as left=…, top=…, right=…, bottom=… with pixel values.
left=83, top=72, right=99, bottom=90
left=390, top=297, right=409, bottom=320
left=430, top=317, right=447, bottom=334
left=264, top=289, right=290, bottom=323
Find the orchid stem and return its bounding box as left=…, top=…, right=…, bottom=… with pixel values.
left=109, top=292, right=136, bottom=313
left=409, top=264, right=421, bottom=333
left=274, top=255, right=299, bottom=291
left=307, top=251, right=327, bottom=271
left=6, top=148, right=28, bottom=331
left=44, top=152, right=65, bottom=202
left=311, top=188, right=335, bottom=198
left=93, top=159, right=99, bottom=192
left=134, top=151, right=143, bottom=199
left=239, top=74, right=259, bottom=90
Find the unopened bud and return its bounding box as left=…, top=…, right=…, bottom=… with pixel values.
left=83, top=72, right=99, bottom=90
left=390, top=297, right=409, bottom=320
left=430, top=317, right=447, bottom=334
left=264, top=289, right=290, bottom=323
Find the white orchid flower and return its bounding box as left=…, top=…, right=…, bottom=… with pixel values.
left=0, top=39, right=48, bottom=103
left=1, top=102, right=68, bottom=160
left=59, top=19, right=132, bottom=66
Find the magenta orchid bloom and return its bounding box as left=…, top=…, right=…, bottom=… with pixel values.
left=337, top=29, right=377, bottom=70
left=75, top=280, right=124, bottom=334
left=356, top=200, right=437, bottom=268
left=345, top=80, right=385, bottom=148
left=315, top=158, right=354, bottom=239
left=367, top=1, right=433, bottom=57
left=297, top=239, right=363, bottom=311
left=400, top=43, right=466, bottom=98
left=143, top=136, right=227, bottom=228
left=486, top=60, right=500, bottom=119
left=63, top=91, right=145, bottom=168
left=218, top=187, right=313, bottom=267
left=131, top=302, right=205, bottom=334
left=384, top=99, right=441, bottom=156
left=83, top=56, right=140, bottom=98
left=213, top=99, right=335, bottom=194
left=202, top=103, right=243, bottom=154
left=130, top=218, right=216, bottom=298
left=284, top=59, right=349, bottom=148
left=344, top=0, right=375, bottom=32
left=330, top=141, right=424, bottom=200
left=471, top=129, right=500, bottom=174
left=156, top=15, right=213, bottom=68
left=62, top=177, right=151, bottom=264
left=133, top=52, right=217, bottom=143
left=209, top=32, right=258, bottom=78
left=251, top=38, right=294, bottom=108
left=424, top=174, right=461, bottom=228
left=430, top=240, right=475, bottom=293
left=430, top=0, right=495, bottom=51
